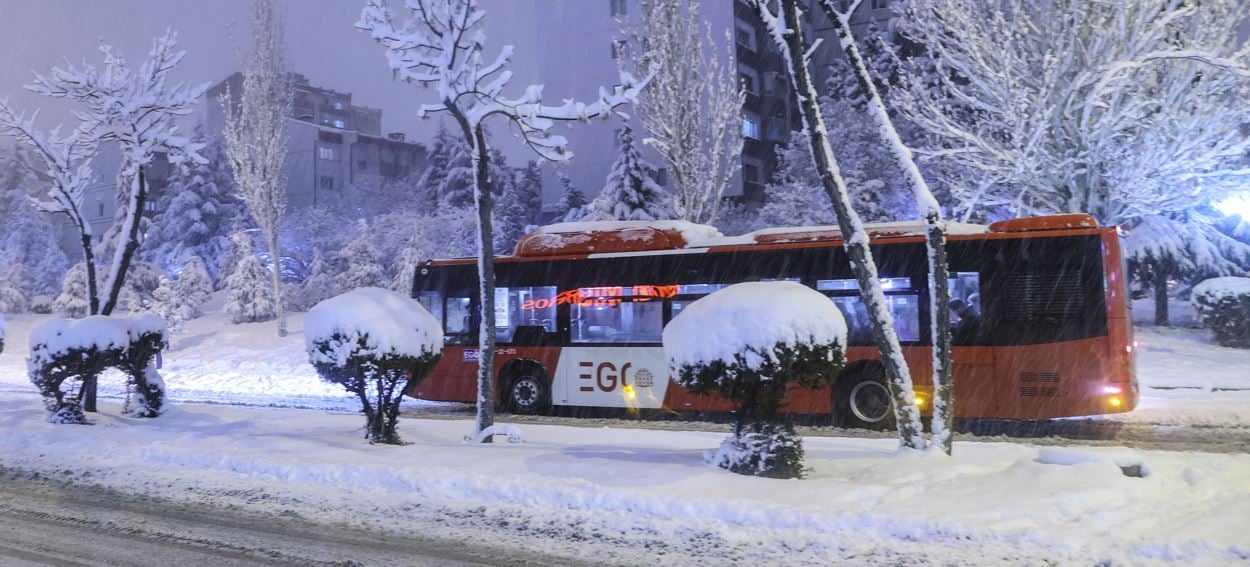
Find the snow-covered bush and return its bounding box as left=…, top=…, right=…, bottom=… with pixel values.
left=663, top=282, right=846, bottom=478
left=27, top=315, right=169, bottom=423
left=53, top=263, right=91, bottom=318
left=1192, top=277, right=1250, bottom=348
left=305, top=288, right=442, bottom=444
left=224, top=233, right=277, bottom=324
left=0, top=266, right=29, bottom=313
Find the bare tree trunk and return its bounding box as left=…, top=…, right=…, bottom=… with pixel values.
left=268, top=230, right=287, bottom=337
left=765, top=0, right=925, bottom=450
left=100, top=166, right=148, bottom=316
left=817, top=0, right=953, bottom=454
left=80, top=233, right=99, bottom=316
left=1154, top=264, right=1169, bottom=327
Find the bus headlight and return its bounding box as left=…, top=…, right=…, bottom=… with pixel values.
left=1109, top=397, right=1123, bottom=407
left=915, top=395, right=925, bottom=407
left=623, top=385, right=637, bottom=400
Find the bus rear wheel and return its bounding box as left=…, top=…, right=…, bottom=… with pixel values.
left=507, top=374, right=550, bottom=415
left=833, top=366, right=897, bottom=431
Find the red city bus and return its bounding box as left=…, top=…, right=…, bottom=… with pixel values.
left=409, top=213, right=1137, bottom=428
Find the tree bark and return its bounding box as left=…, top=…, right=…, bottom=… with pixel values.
left=766, top=0, right=925, bottom=450
left=817, top=0, right=953, bottom=454
left=1154, top=264, right=1169, bottom=327
left=268, top=231, right=287, bottom=337
left=80, top=233, right=99, bottom=316
left=101, top=166, right=148, bottom=316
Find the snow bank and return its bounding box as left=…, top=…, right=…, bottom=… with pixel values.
left=305, top=287, right=441, bottom=366
left=535, top=220, right=724, bottom=247
left=663, top=281, right=847, bottom=369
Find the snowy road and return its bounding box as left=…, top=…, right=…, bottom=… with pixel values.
left=0, top=467, right=577, bottom=567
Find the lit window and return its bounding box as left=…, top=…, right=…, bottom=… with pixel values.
left=333, top=101, right=345, bottom=110
left=318, top=144, right=340, bottom=161
left=494, top=286, right=558, bottom=343
left=742, top=117, right=760, bottom=139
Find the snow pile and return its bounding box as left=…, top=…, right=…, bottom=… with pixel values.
left=664, top=281, right=847, bottom=370
left=1192, top=276, right=1250, bottom=301
left=1191, top=277, right=1250, bottom=348
left=535, top=220, right=724, bottom=247
left=305, top=287, right=441, bottom=367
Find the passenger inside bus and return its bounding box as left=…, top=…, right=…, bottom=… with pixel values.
left=949, top=298, right=981, bottom=344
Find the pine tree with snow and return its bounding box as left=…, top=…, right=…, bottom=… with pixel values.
left=53, top=263, right=92, bottom=319
left=297, top=248, right=340, bottom=311
left=493, top=180, right=532, bottom=253
left=224, top=233, right=277, bottom=324
left=587, top=125, right=673, bottom=221
left=148, top=129, right=240, bottom=283
left=552, top=171, right=588, bottom=222
left=336, top=220, right=387, bottom=291
left=515, top=161, right=544, bottom=226
left=0, top=265, right=30, bottom=314
left=153, top=256, right=213, bottom=329
left=0, top=149, right=69, bottom=297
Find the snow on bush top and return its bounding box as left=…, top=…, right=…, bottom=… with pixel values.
left=1193, top=277, right=1250, bottom=302
left=29, top=316, right=133, bottom=356
left=128, top=313, right=168, bottom=339
left=663, top=281, right=847, bottom=370
left=305, top=287, right=442, bottom=367
left=536, top=220, right=724, bottom=246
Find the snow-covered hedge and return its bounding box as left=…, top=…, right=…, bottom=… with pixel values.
left=663, top=282, right=847, bottom=478
left=27, top=314, right=169, bottom=424
left=1192, top=277, right=1250, bottom=348
left=305, top=287, right=442, bottom=444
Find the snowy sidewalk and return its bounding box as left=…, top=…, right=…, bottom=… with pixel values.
left=0, top=395, right=1246, bottom=565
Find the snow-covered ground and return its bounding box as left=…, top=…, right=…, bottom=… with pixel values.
left=0, top=397, right=1247, bottom=565
left=1, top=298, right=1249, bottom=562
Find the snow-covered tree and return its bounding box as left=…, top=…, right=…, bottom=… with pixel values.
left=222, top=0, right=292, bottom=336
left=754, top=0, right=926, bottom=450
left=586, top=125, right=673, bottom=221
left=493, top=180, right=531, bottom=253
left=53, top=263, right=92, bottom=319
left=891, top=0, right=1250, bottom=227
left=0, top=102, right=101, bottom=313
left=664, top=282, right=846, bottom=478
left=152, top=256, right=213, bottom=330
left=0, top=150, right=68, bottom=297
left=815, top=0, right=954, bottom=454
left=305, top=288, right=442, bottom=444
left=336, top=220, right=387, bottom=291
left=552, top=171, right=588, bottom=222
left=357, top=0, right=650, bottom=442
left=0, top=266, right=29, bottom=314
left=224, top=233, right=277, bottom=324
left=1126, top=212, right=1250, bottom=325
left=296, top=248, right=340, bottom=311
left=26, top=31, right=206, bottom=317
left=117, top=261, right=163, bottom=314
left=634, top=0, right=743, bottom=225
left=148, top=128, right=240, bottom=283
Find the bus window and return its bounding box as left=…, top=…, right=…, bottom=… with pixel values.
left=677, top=283, right=727, bottom=295
left=572, top=299, right=664, bottom=343
left=817, top=277, right=913, bottom=291
left=445, top=296, right=472, bottom=344
left=494, top=286, right=557, bottom=342
left=948, top=272, right=982, bottom=344
left=828, top=294, right=921, bottom=344
left=416, top=291, right=444, bottom=329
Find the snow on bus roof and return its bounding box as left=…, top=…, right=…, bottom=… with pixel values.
left=535, top=220, right=723, bottom=242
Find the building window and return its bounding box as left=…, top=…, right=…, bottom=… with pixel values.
left=319, top=176, right=334, bottom=190
left=743, top=164, right=760, bottom=183
left=654, top=167, right=668, bottom=187
left=318, top=144, right=340, bottom=161
left=735, top=28, right=753, bottom=50
left=333, top=119, right=345, bottom=129
left=610, top=0, right=627, bottom=17
left=742, top=116, right=760, bottom=140
left=333, top=101, right=345, bottom=110
left=358, top=159, right=368, bottom=170
left=740, top=72, right=756, bottom=95
left=872, top=0, right=886, bottom=9
left=97, top=201, right=105, bottom=217
left=611, top=39, right=628, bottom=60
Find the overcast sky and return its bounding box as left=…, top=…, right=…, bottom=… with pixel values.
left=0, top=0, right=542, bottom=148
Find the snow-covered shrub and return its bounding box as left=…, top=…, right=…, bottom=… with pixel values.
left=663, top=282, right=846, bottom=479
left=0, top=265, right=31, bottom=313
left=30, top=295, right=54, bottom=314
left=1192, top=277, right=1250, bottom=348
left=305, top=288, right=442, bottom=444
left=224, top=233, right=277, bottom=324
left=0, top=313, right=6, bottom=354
left=26, top=315, right=170, bottom=423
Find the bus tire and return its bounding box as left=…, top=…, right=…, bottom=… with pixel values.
left=832, top=364, right=896, bottom=431
left=506, top=373, right=550, bottom=415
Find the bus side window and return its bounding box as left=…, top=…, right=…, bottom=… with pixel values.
left=572, top=299, right=664, bottom=344
left=947, top=272, right=982, bottom=344
left=819, top=278, right=921, bottom=344
left=445, top=296, right=472, bottom=344
left=495, top=286, right=557, bottom=343
left=417, top=291, right=444, bottom=329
